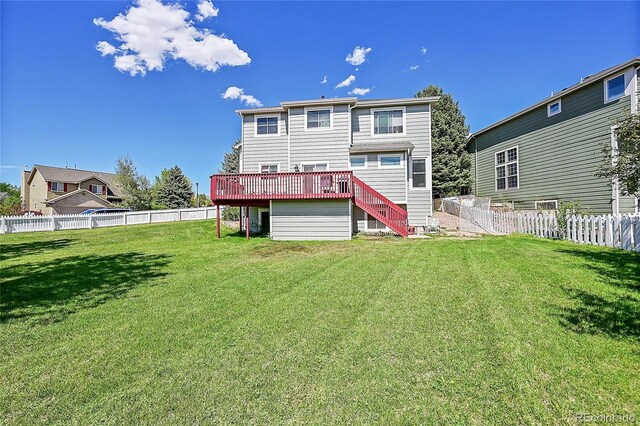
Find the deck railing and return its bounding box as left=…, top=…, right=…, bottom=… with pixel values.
left=210, top=171, right=354, bottom=201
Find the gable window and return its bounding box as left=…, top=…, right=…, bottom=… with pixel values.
left=302, top=163, right=328, bottom=172
left=373, top=108, right=404, bottom=135
left=260, top=164, right=279, bottom=173
left=411, top=159, right=426, bottom=188
left=50, top=182, right=64, bottom=192
left=90, top=184, right=104, bottom=194
left=605, top=74, right=625, bottom=103
left=378, top=154, right=403, bottom=168
left=547, top=100, right=561, bottom=117
left=495, top=147, right=518, bottom=191
left=349, top=156, right=367, bottom=169
left=256, top=116, right=279, bottom=136
left=306, top=108, right=331, bottom=129
left=535, top=200, right=558, bottom=210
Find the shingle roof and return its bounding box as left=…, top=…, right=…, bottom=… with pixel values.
left=29, top=165, right=122, bottom=197
left=349, top=141, right=415, bottom=153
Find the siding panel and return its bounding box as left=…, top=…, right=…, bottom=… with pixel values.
left=242, top=113, right=289, bottom=173
left=271, top=199, right=351, bottom=240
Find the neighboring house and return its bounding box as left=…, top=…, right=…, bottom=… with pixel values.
left=210, top=96, right=438, bottom=240
left=0, top=192, right=8, bottom=202
left=469, top=57, right=640, bottom=214
left=21, top=165, right=123, bottom=215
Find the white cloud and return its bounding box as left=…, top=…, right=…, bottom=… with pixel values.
left=96, top=41, right=117, bottom=56
left=349, top=87, right=370, bottom=96
left=222, top=86, right=263, bottom=107
left=409, top=65, right=420, bottom=71
left=320, top=75, right=327, bottom=84
left=195, top=0, right=219, bottom=21
left=0, top=165, right=20, bottom=169
left=345, top=46, right=372, bottom=66
left=421, top=47, right=427, bottom=55
left=94, top=0, right=250, bottom=76
left=335, top=75, right=356, bottom=88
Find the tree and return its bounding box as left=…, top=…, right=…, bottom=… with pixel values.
left=416, top=85, right=472, bottom=198
left=192, top=193, right=212, bottom=208
left=150, top=169, right=171, bottom=210
left=115, top=155, right=152, bottom=211
left=0, top=183, right=22, bottom=216
left=219, top=140, right=240, bottom=174
left=155, top=166, right=194, bottom=209
left=596, top=111, right=640, bottom=197
left=219, top=141, right=241, bottom=221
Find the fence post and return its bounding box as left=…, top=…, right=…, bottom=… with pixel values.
left=148, top=211, right=152, bottom=224
left=0, top=216, right=5, bottom=234
left=634, top=216, right=640, bottom=252
left=50, top=216, right=56, bottom=231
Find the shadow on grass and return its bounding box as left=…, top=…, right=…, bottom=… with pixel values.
left=1, top=252, right=171, bottom=324
left=0, top=238, right=76, bottom=261
left=556, top=247, right=640, bottom=342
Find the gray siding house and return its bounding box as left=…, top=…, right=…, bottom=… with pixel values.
left=210, top=97, right=438, bottom=240
left=469, top=57, right=639, bottom=214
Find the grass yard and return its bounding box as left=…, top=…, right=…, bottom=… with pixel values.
left=1, top=221, right=639, bottom=424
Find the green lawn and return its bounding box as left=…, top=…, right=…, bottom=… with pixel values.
left=1, top=221, right=638, bottom=424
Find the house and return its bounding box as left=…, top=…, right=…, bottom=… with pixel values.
left=468, top=57, right=640, bottom=214
left=21, top=165, right=123, bottom=215
left=210, top=96, right=438, bottom=240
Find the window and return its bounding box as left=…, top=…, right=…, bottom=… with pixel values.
left=50, top=182, right=64, bottom=192
left=305, top=108, right=331, bottom=129
left=535, top=200, right=558, bottom=210
left=547, top=100, right=561, bottom=117
left=411, top=159, right=426, bottom=188
left=373, top=108, right=404, bottom=135
left=256, top=116, right=279, bottom=136
left=495, top=147, right=518, bottom=190
left=260, top=164, right=279, bottom=173
left=378, top=154, right=403, bottom=168
left=302, top=163, right=328, bottom=172
left=90, top=184, right=104, bottom=194
left=605, top=74, right=625, bottom=103
left=349, top=156, right=367, bottom=169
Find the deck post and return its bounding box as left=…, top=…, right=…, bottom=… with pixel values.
left=245, top=205, right=250, bottom=239
left=216, top=204, right=221, bottom=239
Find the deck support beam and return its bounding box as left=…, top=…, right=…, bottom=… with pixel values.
left=216, top=204, right=220, bottom=239
left=245, top=205, right=250, bottom=239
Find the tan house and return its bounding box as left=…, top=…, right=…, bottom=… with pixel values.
left=21, top=165, right=123, bottom=215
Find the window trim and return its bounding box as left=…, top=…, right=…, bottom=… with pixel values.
left=304, top=106, right=333, bottom=131
left=300, top=162, right=330, bottom=172
left=258, top=163, right=280, bottom=173
left=410, top=158, right=428, bottom=190
left=604, top=73, right=626, bottom=104
left=349, top=155, right=367, bottom=170
left=254, top=114, right=281, bottom=137
left=494, top=146, right=519, bottom=192
left=50, top=182, right=65, bottom=192
left=371, top=107, right=406, bottom=137
left=534, top=200, right=558, bottom=210
left=377, top=153, right=404, bottom=169
left=547, top=99, right=561, bottom=117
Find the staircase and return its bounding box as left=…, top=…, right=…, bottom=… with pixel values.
left=352, top=176, right=409, bottom=237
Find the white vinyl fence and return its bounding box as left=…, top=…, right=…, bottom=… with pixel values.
left=0, top=207, right=218, bottom=234
left=442, top=198, right=639, bottom=252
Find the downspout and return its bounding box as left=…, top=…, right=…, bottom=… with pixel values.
left=469, top=134, right=478, bottom=196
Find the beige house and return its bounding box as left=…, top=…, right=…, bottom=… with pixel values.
left=21, top=165, right=123, bottom=215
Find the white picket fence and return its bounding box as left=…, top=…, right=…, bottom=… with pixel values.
left=0, top=207, right=218, bottom=234
left=442, top=198, right=639, bottom=252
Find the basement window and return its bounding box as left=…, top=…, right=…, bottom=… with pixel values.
left=535, top=200, right=558, bottom=210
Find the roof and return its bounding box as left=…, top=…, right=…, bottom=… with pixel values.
left=471, top=57, right=640, bottom=138
left=349, top=141, right=415, bottom=153
left=0, top=192, right=8, bottom=201
left=235, top=96, right=439, bottom=115
left=45, top=189, right=113, bottom=205
left=28, top=164, right=123, bottom=197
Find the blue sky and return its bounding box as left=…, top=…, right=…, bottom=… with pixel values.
left=1, top=1, right=638, bottom=189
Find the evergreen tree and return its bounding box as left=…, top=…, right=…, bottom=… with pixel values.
left=155, top=166, right=194, bottom=209
left=416, top=85, right=472, bottom=198
left=219, top=140, right=240, bottom=173
left=115, top=155, right=152, bottom=210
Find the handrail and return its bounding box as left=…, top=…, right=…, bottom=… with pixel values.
left=352, top=176, right=408, bottom=237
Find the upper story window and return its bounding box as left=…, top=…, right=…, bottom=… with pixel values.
left=305, top=107, right=332, bottom=129
left=495, top=147, right=518, bottom=191
left=50, top=182, right=64, bottom=192
left=378, top=154, right=403, bottom=168
left=373, top=108, right=405, bottom=135
left=90, top=184, right=105, bottom=194
left=547, top=100, right=561, bottom=117
left=255, top=115, right=279, bottom=136
left=605, top=74, right=625, bottom=103
left=411, top=159, right=426, bottom=188
left=260, top=164, right=279, bottom=173
left=349, top=155, right=367, bottom=169
left=302, top=163, right=328, bottom=172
